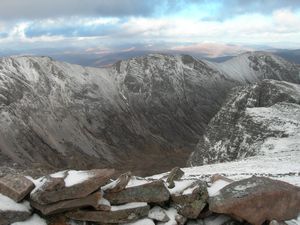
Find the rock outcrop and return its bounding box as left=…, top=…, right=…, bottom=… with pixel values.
left=188, top=79, right=300, bottom=166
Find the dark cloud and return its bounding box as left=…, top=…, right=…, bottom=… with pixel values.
left=0, top=0, right=160, bottom=20
left=0, top=0, right=299, bottom=21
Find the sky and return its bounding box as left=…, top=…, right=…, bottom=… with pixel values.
left=0, top=0, right=300, bottom=64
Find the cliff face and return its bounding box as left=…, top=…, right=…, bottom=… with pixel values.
left=0, top=52, right=299, bottom=175
left=188, top=80, right=300, bottom=166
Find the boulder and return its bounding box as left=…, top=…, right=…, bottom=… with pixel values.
left=31, top=169, right=115, bottom=205
left=148, top=206, right=170, bottom=222
left=105, top=180, right=170, bottom=204
left=101, top=171, right=132, bottom=193
left=175, top=214, right=187, bottom=225
left=0, top=194, right=32, bottom=225
left=0, top=174, right=34, bottom=202
left=171, top=181, right=208, bottom=219
left=166, top=167, right=185, bottom=188
left=66, top=202, right=150, bottom=223
left=30, top=192, right=101, bottom=215
left=209, top=176, right=300, bottom=225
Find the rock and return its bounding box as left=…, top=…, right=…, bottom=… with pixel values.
left=95, top=194, right=111, bottom=211
left=31, top=169, right=115, bottom=204
left=157, top=207, right=179, bottom=225
left=209, top=176, right=300, bottom=225
left=102, top=171, right=132, bottom=193
left=30, top=192, right=101, bottom=215
left=171, top=181, right=208, bottom=219
left=186, top=220, right=204, bottom=225
left=175, top=214, right=187, bottom=225
left=66, top=202, right=150, bottom=223
left=166, top=167, right=185, bottom=188
left=148, top=206, right=170, bottom=222
left=0, top=174, right=34, bottom=202
left=10, top=214, right=47, bottom=225
left=269, top=220, right=288, bottom=225
left=203, top=214, right=232, bottom=225
left=0, top=194, right=32, bottom=225
left=210, top=174, right=234, bottom=184
left=105, top=180, right=170, bottom=204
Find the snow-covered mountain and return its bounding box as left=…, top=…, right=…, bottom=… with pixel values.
left=188, top=79, right=300, bottom=169
left=0, top=52, right=299, bottom=175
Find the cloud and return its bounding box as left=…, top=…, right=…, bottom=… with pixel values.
left=0, top=0, right=160, bottom=20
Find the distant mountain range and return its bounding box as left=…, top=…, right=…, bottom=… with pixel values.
left=0, top=52, right=299, bottom=175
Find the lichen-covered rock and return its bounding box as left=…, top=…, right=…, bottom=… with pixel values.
left=0, top=174, right=34, bottom=202
left=166, top=167, right=185, bottom=188
left=66, top=202, right=150, bottom=223
left=105, top=180, right=170, bottom=204
left=209, top=176, right=300, bottom=225
left=171, top=181, right=208, bottom=219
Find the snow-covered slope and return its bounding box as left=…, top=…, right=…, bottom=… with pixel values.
left=207, top=51, right=300, bottom=83
left=0, top=52, right=299, bottom=175
left=188, top=80, right=300, bottom=173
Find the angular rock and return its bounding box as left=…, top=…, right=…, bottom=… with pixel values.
left=30, top=192, right=101, bottom=215
left=66, top=202, right=150, bottom=223
left=123, top=218, right=155, bottom=225
left=175, top=214, right=187, bottom=225
left=171, top=181, right=208, bottom=219
left=104, top=180, right=170, bottom=204
left=31, top=169, right=115, bottom=205
left=0, top=194, right=32, bottom=225
left=102, top=171, right=132, bottom=193
left=95, top=194, right=111, bottom=211
left=148, top=206, right=170, bottom=222
left=166, top=167, right=185, bottom=188
left=11, top=214, right=47, bottom=225
left=0, top=174, right=34, bottom=202
left=209, top=176, right=300, bottom=225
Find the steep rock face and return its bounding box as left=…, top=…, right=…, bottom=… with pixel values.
left=0, top=55, right=237, bottom=175
left=0, top=52, right=299, bottom=175
left=188, top=79, right=300, bottom=166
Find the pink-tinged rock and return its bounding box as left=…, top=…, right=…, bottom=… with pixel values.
left=209, top=176, right=300, bottom=225
left=0, top=174, right=34, bottom=202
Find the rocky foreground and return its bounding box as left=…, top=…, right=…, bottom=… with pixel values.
left=0, top=167, right=299, bottom=225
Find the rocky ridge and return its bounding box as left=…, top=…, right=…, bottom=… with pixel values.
left=0, top=52, right=300, bottom=175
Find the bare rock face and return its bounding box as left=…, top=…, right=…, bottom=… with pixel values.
left=171, top=181, right=208, bottom=219
left=31, top=169, right=114, bottom=205
left=105, top=180, right=170, bottom=204
left=188, top=80, right=300, bottom=166
left=30, top=192, right=101, bottom=215
left=209, top=176, right=300, bottom=225
left=66, top=202, right=150, bottom=223
left=0, top=174, right=34, bottom=202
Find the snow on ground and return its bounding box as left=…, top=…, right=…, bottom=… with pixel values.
left=157, top=207, right=178, bottom=225
left=11, top=214, right=47, bottom=225
left=123, top=218, right=155, bottom=225
left=110, top=202, right=148, bottom=211
left=207, top=180, right=231, bottom=197
left=0, top=194, right=31, bottom=212
left=64, top=170, right=93, bottom=187
left=126, top=176, right=152, bottom=188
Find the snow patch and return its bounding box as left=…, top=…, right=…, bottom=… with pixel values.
left=0, top=194, right=31, bottom=212
left=208, top=180, right=231, bottom=197
left=11, top=214, right=47, bottom=225
left=110, top=202, right=147, bottom=211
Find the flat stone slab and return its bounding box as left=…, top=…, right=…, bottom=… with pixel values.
left=0, top=174, right=34, bottom=202
left=66, top=202, right=150, bottom=223
left=0, top=194, right=32, bottom=225
left=209, top=176, right=300, bottom=225
left=31, top=192, right=101, bottom=215
left=30, top=169, right=115, bottom=205
left=105, top=180, right=170, bottom=204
